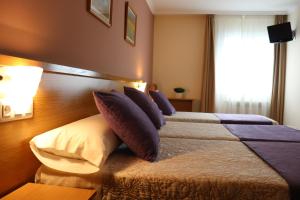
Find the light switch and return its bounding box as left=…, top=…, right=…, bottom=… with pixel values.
left=3, top=105, right=12, bottom=118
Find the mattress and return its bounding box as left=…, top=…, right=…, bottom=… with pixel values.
left=36, top=138, right=288, bottom=200
left=160, top=121, right=238, bottom=141
left=165, top=111, right=278, bottom=125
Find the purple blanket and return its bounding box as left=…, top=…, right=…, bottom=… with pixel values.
left=225, top=125, right=300, bottom=142
left=215, top=113, right=273, bottom=125
left=244, top=141, right=300, bottom=200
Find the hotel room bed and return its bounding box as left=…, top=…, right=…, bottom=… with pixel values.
left=31, top=114, right=300, bottom=200
left=164, top=111, right=278, bottom=125
left=148, top=89, right=277, bottom=125
left=35, top=138, right=289, bottom=200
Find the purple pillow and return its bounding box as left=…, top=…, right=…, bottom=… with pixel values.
left=93, top=91, right=159, bottom=162
left=149, top=90, right=176, bottom=116
left=124, top=87, right=165, bottom=129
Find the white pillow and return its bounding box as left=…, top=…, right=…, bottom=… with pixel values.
left=30, top=114, right=120, bottom=174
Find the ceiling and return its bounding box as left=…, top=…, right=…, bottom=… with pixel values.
left=146, top=0, right=300, bottom=15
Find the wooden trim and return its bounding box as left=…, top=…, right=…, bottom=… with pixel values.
left=43, top=63, right=135, bottom=82
left=124, top=2, right=137, bottom=46
left=89, top=0, right=113, bottom=27
left=0, top=54, right=141, bottom=82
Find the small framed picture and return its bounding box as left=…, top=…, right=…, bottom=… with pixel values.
left=90, top=0, right=113, bottom=27
left=124, top=2, right=137, bottom=46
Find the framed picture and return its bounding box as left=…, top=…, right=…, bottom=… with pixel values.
left=90, top=0, right=113, bottom=27
left=124, top=2, right=137, bottom=46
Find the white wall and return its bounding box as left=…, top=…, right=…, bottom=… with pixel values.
left=284, top=4, right=300, bottom=128
left=153, top=15, right=206, bottom=111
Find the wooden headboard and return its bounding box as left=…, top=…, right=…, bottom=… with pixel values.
left=0, top=55, right=141, bottom=197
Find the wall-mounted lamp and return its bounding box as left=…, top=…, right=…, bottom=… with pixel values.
left=133, top=81, right=147, bottom=92
left=0, top=66, right=43, bottom=122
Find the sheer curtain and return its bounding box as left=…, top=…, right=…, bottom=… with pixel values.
left=214, top=15, right=275, bottom=116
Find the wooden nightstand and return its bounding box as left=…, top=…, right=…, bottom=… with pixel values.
left=168, top=98, right=194, bottom=112
left=1, top=183, right=96, bottom=200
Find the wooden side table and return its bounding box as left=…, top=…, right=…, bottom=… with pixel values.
left=1, top=183, right=96, bottom=200
left=168, top=98, right=194, bottom=112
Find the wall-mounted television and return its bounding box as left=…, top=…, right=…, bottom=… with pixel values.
left=267, top=22, right=294, bottom=43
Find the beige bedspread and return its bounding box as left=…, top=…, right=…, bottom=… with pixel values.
left=160, top=121, right=239, bottom=141
left=164, top=112, right=220, bottom=123
left=36, top=138, right=289, bottom=200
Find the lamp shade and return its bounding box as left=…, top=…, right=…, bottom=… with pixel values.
left=133, top=81, right=147, bottom=92
left=0, top=66, right=43, bottom=99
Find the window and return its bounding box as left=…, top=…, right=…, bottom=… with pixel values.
left=214, top=15, right=275, bottom=116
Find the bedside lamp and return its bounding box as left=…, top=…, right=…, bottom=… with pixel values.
left=134, top=81, right=147, bottom=92
left=0, top=66, right=43, bottom=122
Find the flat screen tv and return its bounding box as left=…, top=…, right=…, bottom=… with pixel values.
left=267, top=22, right=294, bottom=43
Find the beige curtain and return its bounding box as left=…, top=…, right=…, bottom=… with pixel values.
left=200, top=15, right=215, bottom=113
left=270, top=15, right=288, bottom=124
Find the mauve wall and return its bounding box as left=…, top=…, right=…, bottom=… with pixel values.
left=0, top=0, right=154, bottom=82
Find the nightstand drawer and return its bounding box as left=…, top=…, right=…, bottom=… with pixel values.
left=169, top=98, right=194, bottom=112
left=1, top=183, right=96, bottom=200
